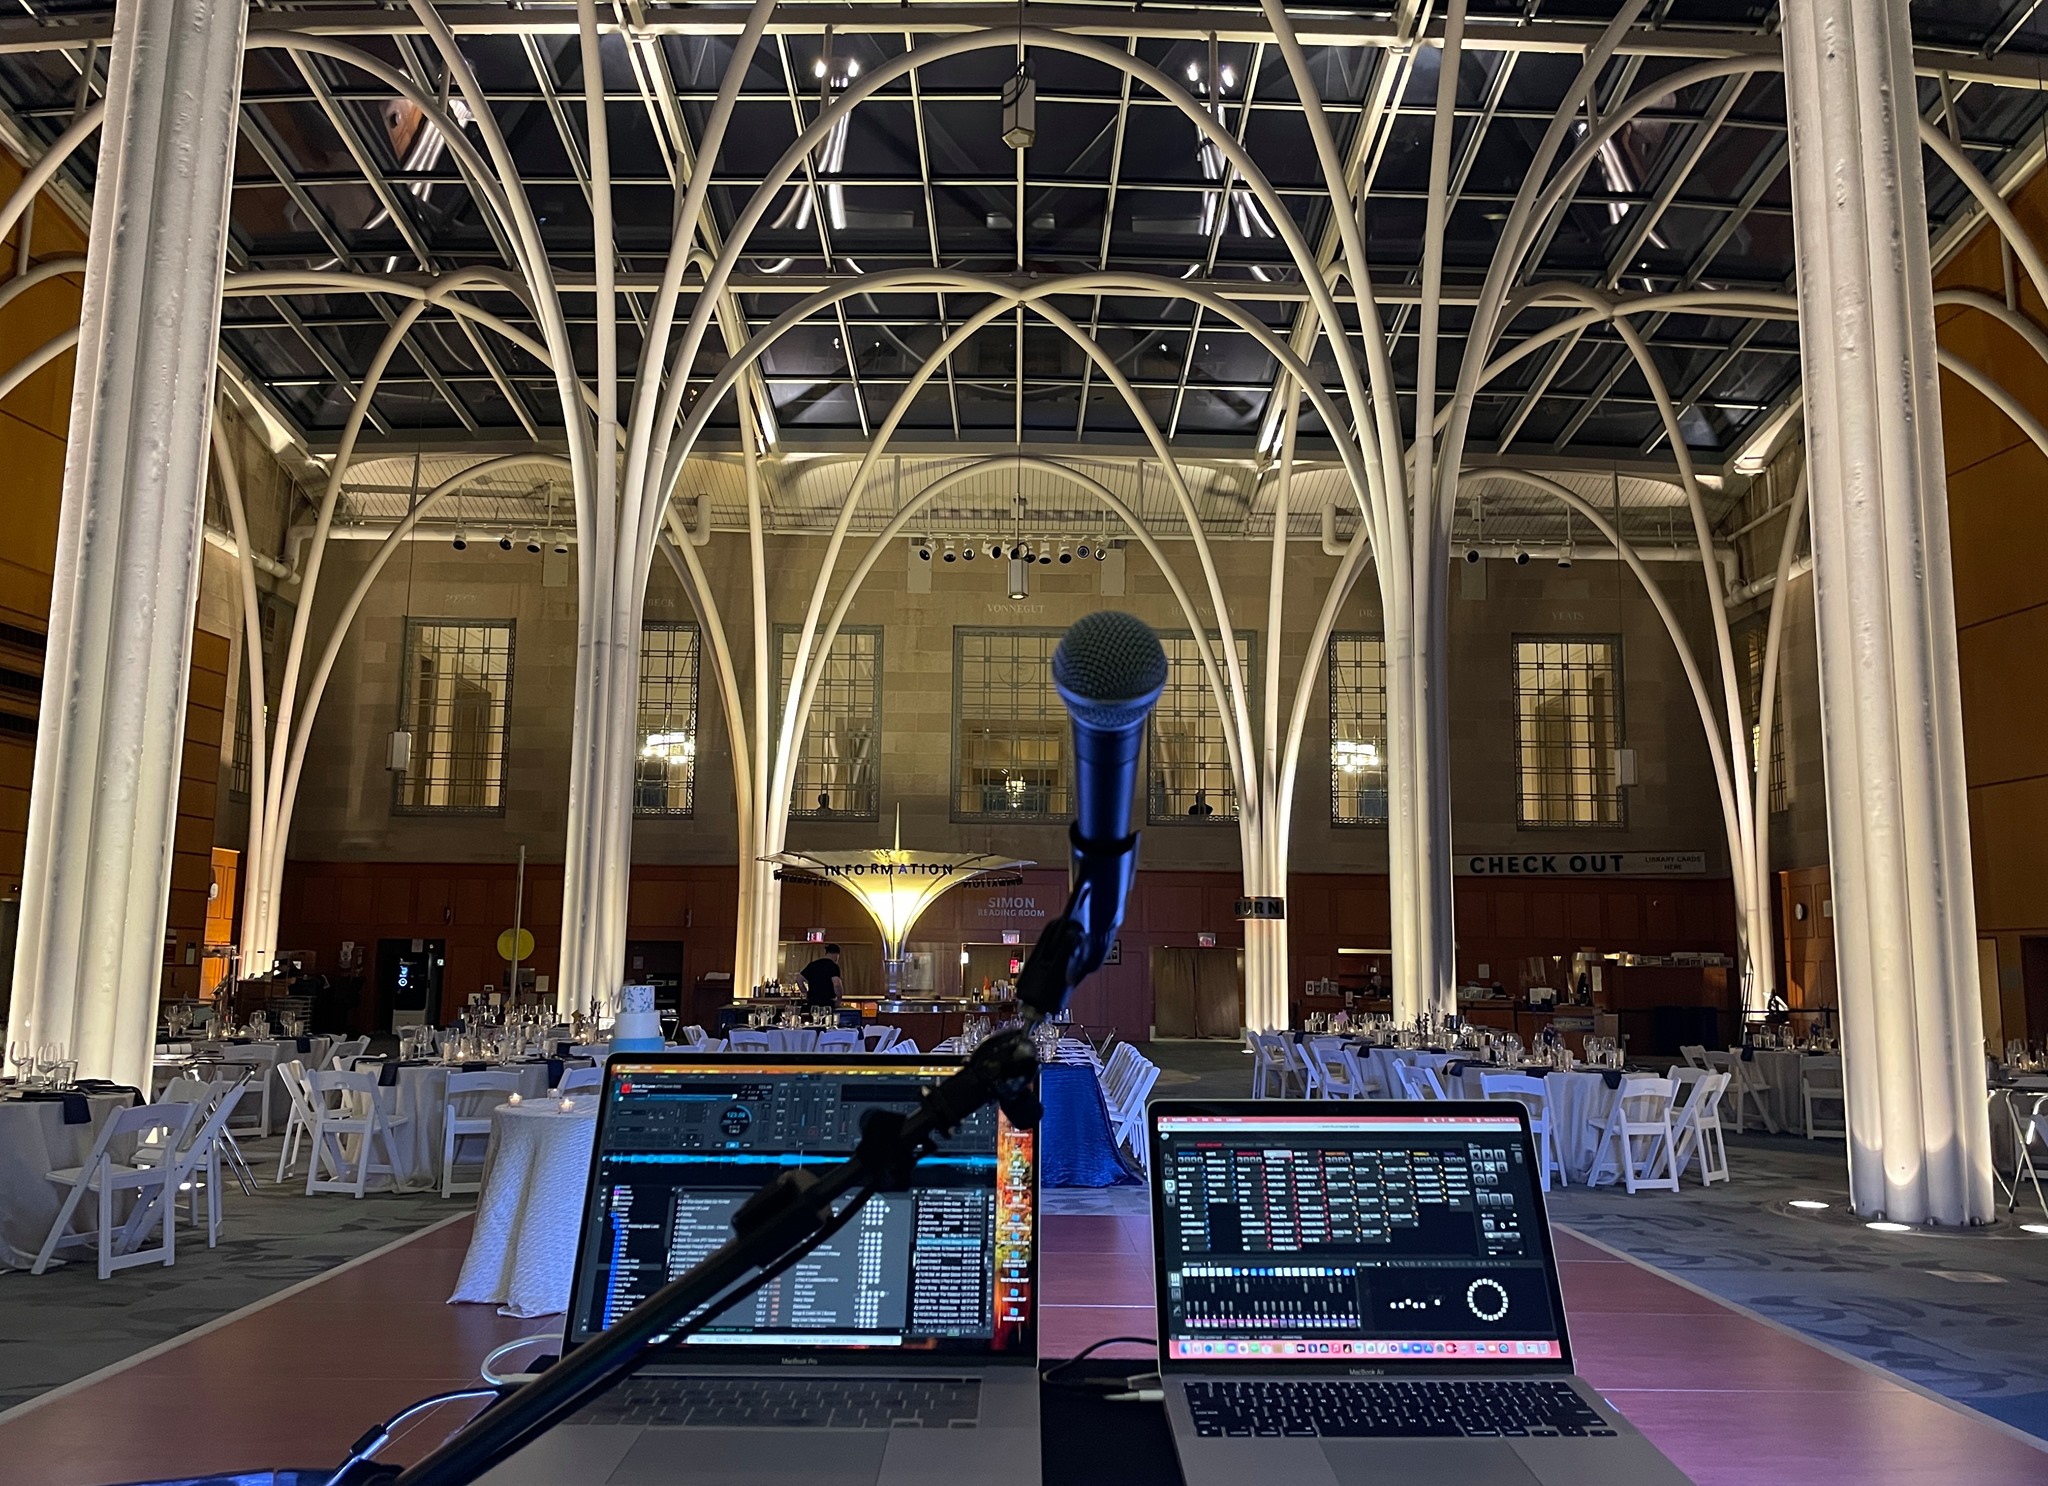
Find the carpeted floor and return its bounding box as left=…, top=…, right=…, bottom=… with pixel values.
left=1136, top=1038, right=2048, bottom=1443
left=0, top=1133, right=464, bottom=1415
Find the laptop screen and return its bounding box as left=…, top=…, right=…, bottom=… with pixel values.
left=566, top=1057, right=1036, bottom=1360
left=1150, top=1103, right=1569, bottom=1370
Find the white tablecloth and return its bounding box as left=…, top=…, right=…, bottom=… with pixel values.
left=1440, top=1065, right=1619, bottom=1183
left=0, top=1092, right=135, bottom=1270
left=363, top=1062, right=555, bottom=1192
left=450, top=1096, right=599, bottom=1317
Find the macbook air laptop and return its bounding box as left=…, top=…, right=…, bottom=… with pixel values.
left=481, top=1054, right=1040, bottom=1486
left=1149, top=1099, right=1693, bottom=1486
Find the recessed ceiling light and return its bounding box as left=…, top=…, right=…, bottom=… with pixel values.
left=1866, top=1221, right=1912, bottom=1234
left=1789, top=1199, right=1829, bottom=1211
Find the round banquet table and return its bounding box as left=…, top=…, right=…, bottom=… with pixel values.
left=0, top=1091, right=137, bottom=1270
left=1741, top=1049, right=1830, bottom=1135
left=350, top=1061, right=555, bottom=1192
left=450, top=1095, right=600, bottom=1317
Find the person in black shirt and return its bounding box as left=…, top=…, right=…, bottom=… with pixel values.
left=800, top=944, right=843, bottom=1008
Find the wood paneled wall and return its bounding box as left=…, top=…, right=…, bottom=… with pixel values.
left=279, top=859, right=1737, bottom=1037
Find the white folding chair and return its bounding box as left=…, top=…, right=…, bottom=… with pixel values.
left=274, top=1059, right=320, bottom=1183
left=558, top=1065, right=604, bottom=1095
left=305, top=1069, right=412, bottom=1198
left=862, top=1025, right=900, bottom=1052
left=1587, top=1076, right=1681, bottom=1193
left=815, top=1029, right=862, bottom=1053
left=1670, top=1070, right=1731, bottom=1185
left=1479, top=1072, right=1565, bottom=1191
left=569, top=1043, right=611, bottom=1064
left=1726, top=1054, right=1780, bottom=1135
left=321, top=1036, right=370, bottom=1072
left=1396, top=1062, right=1447, bottom=1101
left=776, top=1028, right=821, bottom=1053
left=1104, top=1054, right=1161, bottom=1174
left=442, top=1071, right=524, bottom=1197
left=1678, top=1044, right=1710, bottom=1071
left=212, top=1046, right=279, bottom=1137
left=888, top=1038, right=922, bottom=1055
left=33, top=1102, right=198, bottom=1278
left=136, top=1078, right=250, bottom=1248
left=1801, top=1059, right=1846, bottom=1139
left=725, top=1029, right=772, bottom=1052
left=1308, top=1039, right=1369, bottom=1099
left=678, top=1025, right=710, bottom=1048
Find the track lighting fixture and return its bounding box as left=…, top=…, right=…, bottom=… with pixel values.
left=451, top=530, right=468, bottom=551
left=1514, top=549, right=1531, bottom=566
left=498, top=533, right=515, bottom=552
left=943, top=541, right=958, bottom=562
left=1009, top=541, right=1027, bottom=560
left=525, top=533, right=542, bottom=555
left=1075, top=541, right=1093, bottom=560
left=1094, top=541, right=1108, bottom=562
left=552, top=536, right=570, bottom=556
left=1057, top=544, right=1073, bottom=564
left=1557, top=547, right=1573, bottom=570
left=916, top=539, right=934, bottom=562
left=987, top=542, right=1006, bottom=561
left=1464, top=547, right=1482, bottom=564
left=961, top=543, right=976, bottom=561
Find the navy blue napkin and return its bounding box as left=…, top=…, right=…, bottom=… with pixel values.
left=1600, top=1069, right=1625, bottom=1090
left=1444, top=1060, right=1470, bottom=1079
left=1740, top=1045, right=1755, bottom=1061
left=553, top=1041, right=573, bottom=1058
left=546, top=1058, right=565, bottom=1088
left=461, top=1061, right=488, bottom=1073
left=295, top=1037, right=313, bottom=1053
left=74, top=1079, right=143, bottom=1107
left=377, top=1059, right=428, bottom=1087
left=18, top=1090, right=91, bottom=1123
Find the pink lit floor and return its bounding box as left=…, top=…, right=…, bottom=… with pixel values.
left=1, top=1212, right=2043, bottom=1486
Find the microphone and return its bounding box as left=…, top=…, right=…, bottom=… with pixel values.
left=1015, top=612, right=1166, bottom=1017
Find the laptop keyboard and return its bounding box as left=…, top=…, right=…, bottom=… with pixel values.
left=1182, top=1378, right=1616, bottom=1439
left=577, top=1376, right=982, bottom=1430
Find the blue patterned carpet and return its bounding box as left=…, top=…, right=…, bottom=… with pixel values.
left=0, top=1134, right=461, bottom=1416
left=1546, top=1134, right=2048, bottom=1441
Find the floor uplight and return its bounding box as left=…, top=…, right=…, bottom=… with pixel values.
left=2022, top=1223, right=2048, bottom=1236
left=1789, top=1200, right=1830, bottom=1211
left=1865, top=1221, right=1912, bottom=1233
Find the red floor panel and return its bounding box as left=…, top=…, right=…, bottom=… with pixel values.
left=0, top=1211, right=2040, bottom=1486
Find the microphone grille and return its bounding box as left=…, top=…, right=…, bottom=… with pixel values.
left=1052, top=611, right=1168, bottom=724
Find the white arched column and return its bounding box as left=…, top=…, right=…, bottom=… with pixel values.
left=3, top=0, right=247, bottom=1089
left=1783, top=0, right=1994, bottom=1225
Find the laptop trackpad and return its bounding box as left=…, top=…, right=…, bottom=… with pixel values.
left=609, top=1430, right=889, bottom=1485
left=1322, top=1440, right=1542, bottom=1486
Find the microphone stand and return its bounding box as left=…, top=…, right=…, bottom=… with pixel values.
left=363, top=874, right=1106, bottom=1486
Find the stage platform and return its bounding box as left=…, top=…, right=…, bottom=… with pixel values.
left=0, top=1210, right=2042, bottom=1486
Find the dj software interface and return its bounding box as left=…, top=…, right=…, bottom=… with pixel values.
left=569, top=1062, right=1035, bottom=1354
left=1154, top=1114, right=1565, bottom=1363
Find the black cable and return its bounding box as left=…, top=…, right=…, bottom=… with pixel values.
left=327, top=1387, right=507, bottom=1485
left=1040, top=1335, right=1160, bottom=1391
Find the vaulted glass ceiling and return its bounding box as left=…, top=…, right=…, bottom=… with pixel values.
left=0, top=2, right=2040, bottom=469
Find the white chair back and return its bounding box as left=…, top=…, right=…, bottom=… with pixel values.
left=1396, top=1062, right=1447, bottom=1100
left=815, top=1029, right=861, bottom=1052
left=442, top=1071, right=524, bottom=1198
left=1679, top=1044, right=1710, bottom=1070
left=725, top=1029, right=772, bottom=1052
left=31, top=1101, right=199, bottom=1277
left=558, top=1065, right=604, bottom=1094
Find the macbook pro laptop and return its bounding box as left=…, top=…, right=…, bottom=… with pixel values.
left=1149, top=1099, right=1693, bottom=1486
left=481, top=1054, right=1040, bottom=1486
